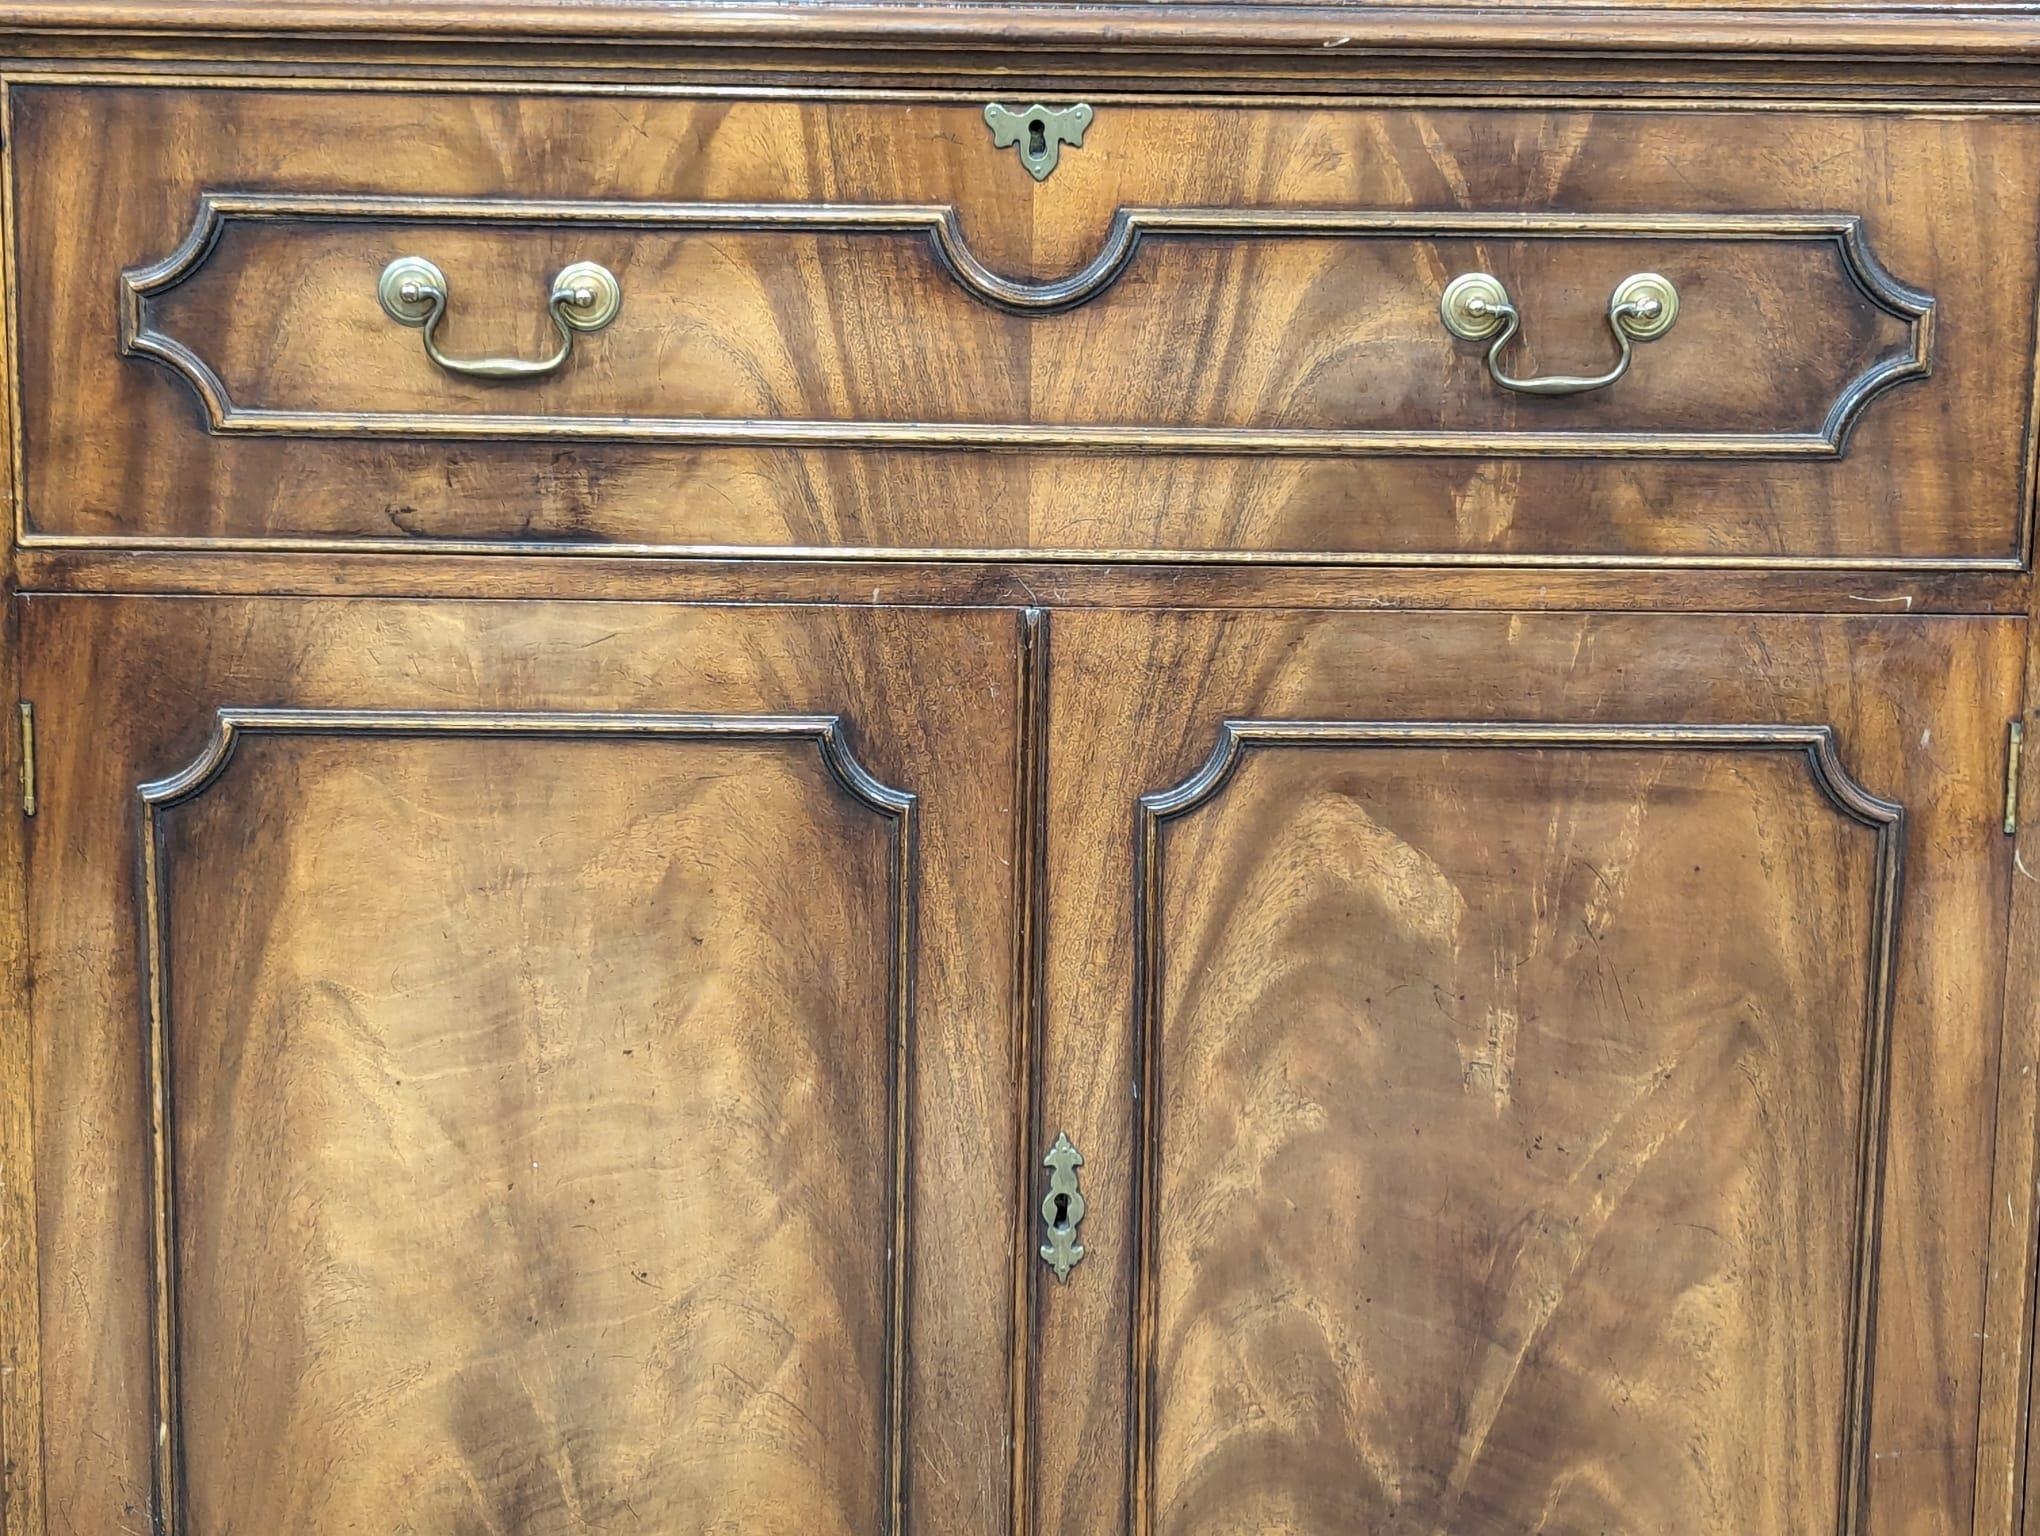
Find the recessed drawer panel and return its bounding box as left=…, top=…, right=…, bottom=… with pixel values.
left=13, top=85, right=2040, bottom=564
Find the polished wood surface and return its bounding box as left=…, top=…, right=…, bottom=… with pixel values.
left=19, top=598, right=1026, bottom=1536
left=1149, top=734, right=1894, bottom=1534
left=6, top=5, right=2040, bottom=1535
left=14, top=85, right=2035, bottom=562
left=125, top=205, right=1914, bottom=443
left=14, top=549, right=2025, bottom=613
left=1035, top=611, right=2022, bottom=1535
left=5, top=1, right=2040, bottom=63
left=159, top=726, right=906, bottom=1535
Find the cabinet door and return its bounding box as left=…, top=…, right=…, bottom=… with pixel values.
left=1033, top=611, right=2021, bottom=1536
left=19, top=597, right=1027, bottom=1536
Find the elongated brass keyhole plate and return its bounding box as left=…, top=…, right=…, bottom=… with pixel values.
left=1040, top=1131, right=1087, bottom=1282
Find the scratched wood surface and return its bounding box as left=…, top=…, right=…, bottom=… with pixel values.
left=1034, top=609, right=2021, bottom=1536
left=18, top=597, right=1025, bottom=1536
left=4, top=550, right=2027, bottom=616
left=12, top=84, right=2038, bottom=562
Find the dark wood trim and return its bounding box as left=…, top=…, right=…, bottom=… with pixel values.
left=0, top=596, right=41, bottom=1536
left=6, top=3, right=2040, bottom=63
left=1983, top=592, right=2040, bottom=1536
left=1008, top=608, right=1049, bottom=1536
left=13, top=552, right=2027, bottom=615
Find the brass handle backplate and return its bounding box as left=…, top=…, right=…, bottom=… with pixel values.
left=1440, top=271, right=1678, bottom=397
left=1040, top=1131, right=1087, bottom=1283
left=377, top=256, right=621, bottom=380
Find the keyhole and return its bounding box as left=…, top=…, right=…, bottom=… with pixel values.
left=1027, top=117, right=1048, bottom=160
left=1051, top=1191, right=1070, bottom=1229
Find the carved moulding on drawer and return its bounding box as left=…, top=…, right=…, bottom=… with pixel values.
left=135, top=707, right=917, bottom=1536
left=119, top=192, right=1934, bottom=458
left=1130, top=721, right=1904, bottom=1536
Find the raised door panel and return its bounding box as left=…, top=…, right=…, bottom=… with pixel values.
left=1034, top=613, right=2021, bottom=1536
left=21, top=598, right=1025, bottom=1536
left=1141, top=727, right=1891, bottom=1535
left=151, top=719, right=909, bottom=1536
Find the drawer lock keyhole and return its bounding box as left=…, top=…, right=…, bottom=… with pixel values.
left=984, top=102, right=1094, bottom=183
left=1039, top=1131, right=1087, bottom=1283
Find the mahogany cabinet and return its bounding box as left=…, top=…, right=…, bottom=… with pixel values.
left=3, top=5, right=2040, bottom=1535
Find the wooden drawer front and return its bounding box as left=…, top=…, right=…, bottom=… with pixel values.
left=13, top=85, right=2040, bottom=564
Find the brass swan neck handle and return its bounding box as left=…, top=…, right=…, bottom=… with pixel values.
left=1441, top=271, right=1678, bottom=398
left=377, top=256, right=621, bottom=380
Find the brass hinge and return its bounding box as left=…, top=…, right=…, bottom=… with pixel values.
left=18, top=701, right=34, bottom=818
left=2006, top=719, right=2024, bottom=836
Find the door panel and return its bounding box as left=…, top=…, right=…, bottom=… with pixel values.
left=153, top=721, right=908, bottom=1536
left=23, top=598, right=1023, bottom=1536
left=1036, top=612, right=2020, bottom=1536
left=1143, top=728, right=1892, bottom=1535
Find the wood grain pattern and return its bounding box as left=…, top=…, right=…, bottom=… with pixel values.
left=124, top=197, right=1922, bottom=448
left=1035, top=610, right=2021, bottom=1536
left=1979, top=569, right=2040, bottom=1536
left=19, top=598, right=1025, bottom=1536
left=10, top=549, right=2026, bottom=615
left=13, top=85, right=2037, bottom=563
left=1133, top=725, right=1899, bottom=1534
left=7, top=10, right=2040, bottom=1536
left=144, top=713, right=912, bottom=1536
left=0, top=601, right=41, bottom=1536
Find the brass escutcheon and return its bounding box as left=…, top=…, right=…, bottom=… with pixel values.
left=1040, top=1131, right=1087, bottom=1282
left=984, top=103, right=1094, bottom=183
